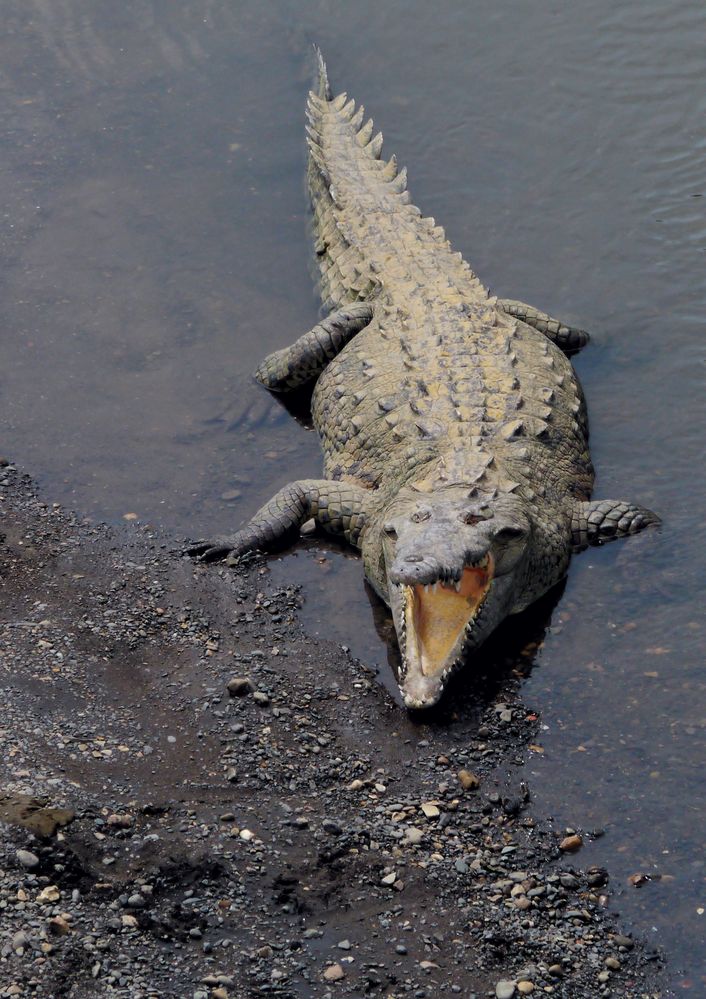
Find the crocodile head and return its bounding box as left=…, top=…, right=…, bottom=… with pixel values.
left=365, top=486, right=533, bottom=709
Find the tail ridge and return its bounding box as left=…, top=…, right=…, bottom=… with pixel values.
left=313, top=45, right=331, bottom=101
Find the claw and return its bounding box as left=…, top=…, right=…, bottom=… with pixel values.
left=185, top=540, right=234, bottom=562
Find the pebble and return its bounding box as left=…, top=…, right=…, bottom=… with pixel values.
left=395, top=943, right=407, bottom=955
left=226, top=677, right=253, bottom=697
left=16, top=849, right=40, bottom=869
left=381, top=871, right=397, bottom=886
left=612, top=934, right=634, bottom=949
left=495, top=981, right=516, bottom=998
left=36, top=885, right=60, bottom=904
left=12, top=931, right=29, bottom=952
left=421, top=802, right=440, bottom=818
left=253, top=691, right=270, bottom=707
left=337, top=939, right=351, bottom=950
left=48, top=915, right=71, bottom=935
left=517, top=984, right=535, bottom=995
left=559, top=834, right=583, bottom=852
left=323, top=963, right=345, bottom=982
left=457, top=769, right=481, bottom=791
left=404, top=826, right=424, bottom=845
left=605, top=957, right=621, bottom=970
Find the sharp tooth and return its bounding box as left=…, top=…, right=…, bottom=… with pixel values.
left=432, top=582, right=438, bottom=594
left=455, top=579, right=462, bottom=592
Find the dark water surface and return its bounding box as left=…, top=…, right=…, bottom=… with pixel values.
left=0, top=0, right=704, bottom=987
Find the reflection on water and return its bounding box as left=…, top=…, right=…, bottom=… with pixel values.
left=0, top=0, right=704, bottom=988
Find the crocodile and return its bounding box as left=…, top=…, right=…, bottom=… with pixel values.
left=189, top=52, right=659, bottom=708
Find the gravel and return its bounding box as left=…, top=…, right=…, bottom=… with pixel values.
left=0, top=464, right=667, bottom=998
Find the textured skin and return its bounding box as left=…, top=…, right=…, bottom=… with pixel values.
left=189, top=54, right=659, bottom=706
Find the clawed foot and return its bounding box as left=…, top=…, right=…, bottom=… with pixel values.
left=186, top=538, right=241, bottom=563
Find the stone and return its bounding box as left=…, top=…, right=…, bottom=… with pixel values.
left=381, top=871, right=397, bottom=885
left=458, top=769, right=481, bottom=791
left=323, top=963, right=345, bottom=982
left=226, top=677, right=253, bottom=697
left=253, top=690, right=270, bottom=707
left=404, top=826, right=424, bottom=845
left=495, top=981, right=516, bottom=998
left=517, top=984, right=535, bottom=995
left=48, top=915, right=71, bottom=935
left=16, top=849, right=40, bottom=869
left=36, top=885, right=60, bottom=904
left=107, top=813, right=134, bottom=828
left=421, top=802, right=440, bottom=818
left=559, top=834, right=583, bottom=852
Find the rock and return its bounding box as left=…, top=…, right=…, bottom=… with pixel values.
left=605, top=957, right=621, bottom=970
left=16, top=849, right=40, bottom=869
left=495, top=981, right=516, bottom=998
left=381, top=871, right=397, bottom=885
left=396, top=943, right=408, bottom=954
left=127, top=893, right=146, bottom=908
left=517, top=984, right=535, bottom=995
left=347, top=779, right=365, bottom=791
left=421, top=802, right=440, bottom=818
left=597, top=970, right=610, bottom=983
left=106, top=813, right=134, bottom=828
left=239, top=828, right=255, bottom=841
left=36, top=885, right=60, bottom=904
left=48, top=915, right=71, bottom=936
left=212, top=990, right=229, bottom=999
left=611, top=934, right=634, bottom=949
left=558, top=834, right=583, bottom=852
left=12, top=930, right=30, bottom=952
left=457, top=769, right=481, bottom=791
left=323, top=963, right=345, bottom=982
left=337, top=939, right=351, bottom=950
left=253, top=690, right=270, bottom=707
left=548, top=964, right=564, bottom=978
left=403, top=826, right=424, bottom=845
left=226, top=677, right=253, bottom=697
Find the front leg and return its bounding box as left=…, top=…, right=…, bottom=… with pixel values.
left=254, top=303, right=373, bottom=392
left=571, top=498, right=660, bottom=551
left=498, top=298, right=589, bottom=354
left=187, top=479, right=370, bottom=562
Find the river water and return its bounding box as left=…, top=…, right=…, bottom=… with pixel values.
left=0, top=1, right=703, bottom=989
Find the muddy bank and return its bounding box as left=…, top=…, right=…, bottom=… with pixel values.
left=0, top=462, right=666, bottom=998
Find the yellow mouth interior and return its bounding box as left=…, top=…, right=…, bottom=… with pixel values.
left=404, top=556, right=493, bottom=676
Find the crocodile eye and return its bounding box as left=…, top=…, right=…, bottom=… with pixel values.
left=383, top=524, right=398, bottom=539
left=495, top=525, right=526, bottom=543
left=461, top=512, right=481, bottom=526
left=410, top=510, right=431, bottom=524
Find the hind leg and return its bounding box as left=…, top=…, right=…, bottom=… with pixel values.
left=254, top=303, right=373, bottom=391
left=498, top=299, right=589, bottom=354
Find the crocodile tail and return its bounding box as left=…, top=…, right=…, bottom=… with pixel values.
left=313, top=44, right=331, bottom=101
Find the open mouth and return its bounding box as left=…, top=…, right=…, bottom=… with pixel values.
left=402, top=554, right=494, bottom=678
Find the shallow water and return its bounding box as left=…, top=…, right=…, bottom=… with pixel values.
left=0, top=0, right=704, bottom=988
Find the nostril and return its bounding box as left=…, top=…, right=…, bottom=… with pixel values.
left=404, top=555, right=423, bottom=563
